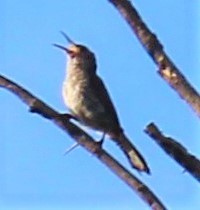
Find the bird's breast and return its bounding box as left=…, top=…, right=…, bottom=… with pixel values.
left=63, top=74, right=85, bottom=110
left=63, top=73, right=107, bottom=129
left=63, top=72, right=99, bottom=118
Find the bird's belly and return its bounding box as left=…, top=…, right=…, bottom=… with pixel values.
left=63, top=82, right=83, bottom=112
left=63, top=82, right=100, bottom=115
left=62, top=81, right=106, bottom=130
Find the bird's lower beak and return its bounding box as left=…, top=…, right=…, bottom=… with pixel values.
left=53, top=44, right=72, bottom=55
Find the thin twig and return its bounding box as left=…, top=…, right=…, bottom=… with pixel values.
left=0, top=75, right=167, bottom=210
left=108, top=0, right=200, bottom=118
left=63, top=142, right=79, bottom=155
left=145, top=123, right=200, bottom=182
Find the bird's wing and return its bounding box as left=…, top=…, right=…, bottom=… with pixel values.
left=90, top=74, right=121, bottom=131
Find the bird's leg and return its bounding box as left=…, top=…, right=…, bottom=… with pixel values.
left=96, top=133, right=106, bottom=147
left=90, top=133, right=105, bottom=156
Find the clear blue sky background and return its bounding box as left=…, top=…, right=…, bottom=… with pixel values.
left=0, top=1, right=200, bottom=210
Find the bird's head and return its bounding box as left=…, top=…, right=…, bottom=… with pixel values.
left=54, top=32, right=95, bottom=62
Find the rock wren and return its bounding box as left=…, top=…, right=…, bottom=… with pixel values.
left=54, top=32, right=150, bottom=174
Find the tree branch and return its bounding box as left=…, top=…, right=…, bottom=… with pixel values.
left=108, top=0, right=200, bottom=118
left=0, top=75, right=167, bottom=210
left=145, top=123, right=200, bottom=182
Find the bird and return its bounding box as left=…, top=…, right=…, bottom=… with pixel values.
left=54, top=32, right=150, bottom=174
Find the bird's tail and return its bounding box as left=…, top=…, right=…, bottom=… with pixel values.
left=112, top=132, right=150, bottom=174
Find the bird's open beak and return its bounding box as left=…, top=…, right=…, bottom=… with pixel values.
left=54, top=31, right=76, bottom=56
left=53, top=44, right=73, bottom=55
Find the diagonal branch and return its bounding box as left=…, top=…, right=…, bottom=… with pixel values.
left=0, top=75, right=167, bottom=210
left=108, top=0, right=200, bottom=118
left=145, top=123, right=200, bottom=182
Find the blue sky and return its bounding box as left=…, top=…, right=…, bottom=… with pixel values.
left=0, top=1, right=200, bottom=210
